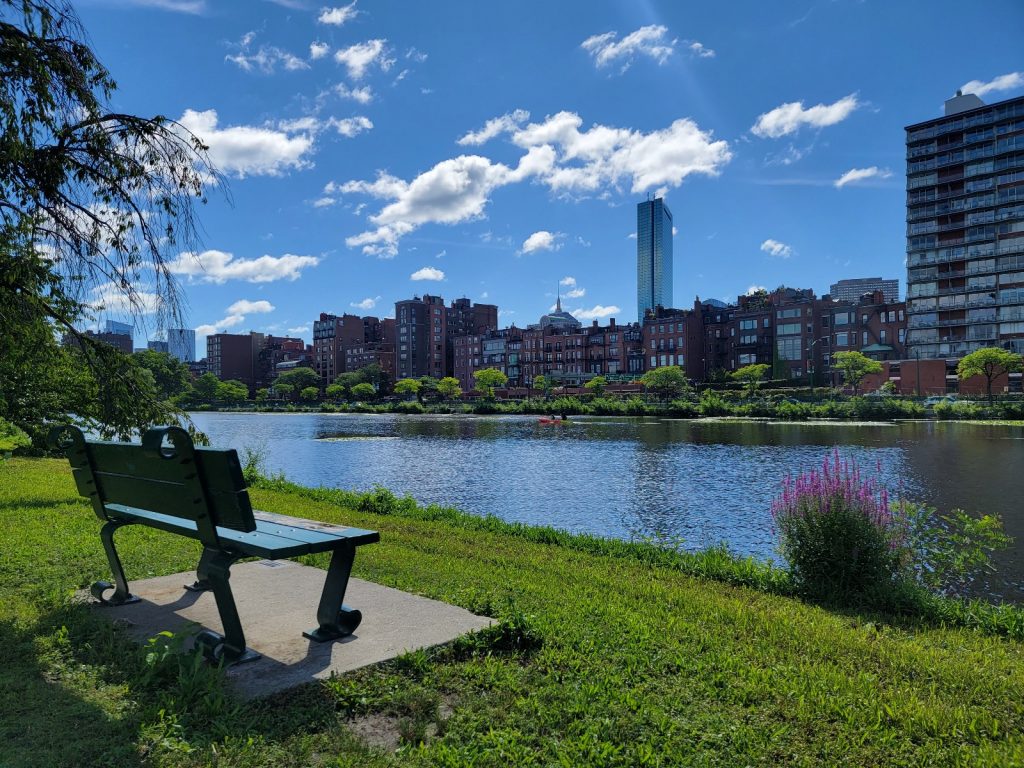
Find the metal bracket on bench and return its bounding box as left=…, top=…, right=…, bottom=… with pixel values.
left=303, top=541, right=363, bottom=642
left=191, top=547, right=261, bottom=665
left=92, top=520, right=141, bottom=605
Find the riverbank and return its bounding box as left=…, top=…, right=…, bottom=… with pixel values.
left=187, top=393, right=1024, bottom=422
left=3, top=457, right=1024, bottom=766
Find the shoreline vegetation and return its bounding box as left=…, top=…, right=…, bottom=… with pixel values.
left=3, top=457, right=1024, bottom=765
left=184, top=393, right=1024, bottom=423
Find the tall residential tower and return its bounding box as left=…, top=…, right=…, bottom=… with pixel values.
left=637, top=197, right=674, bottom=322
left=905, top=92, right=1024, bottom=359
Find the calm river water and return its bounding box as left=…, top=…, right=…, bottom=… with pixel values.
left=189, top=412, right=1024, bottom=602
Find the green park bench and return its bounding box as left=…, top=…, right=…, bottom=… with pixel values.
left=49, top=425, right=379, bottom=665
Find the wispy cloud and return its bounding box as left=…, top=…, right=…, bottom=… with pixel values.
left=318, top=2, right=358, bottom=26
left=581, top=25, right=676, bottom=71
left=760, top=238, right=793, bottom=259
left=572, top=304, right=620, bottom=320
left=960, top=72, right=1023, bottom=98
left=834, top=166, right=893, bottom=188
left=350, top=295, right=381, bottom=310
left=167, top=249, right=321, bottom=283
left=751, top=94, right=860, bottom=138
left=687, top=41, right=715, bottom=58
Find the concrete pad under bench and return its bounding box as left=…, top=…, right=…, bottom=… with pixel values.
left=95, top=560, right=493, bottom=699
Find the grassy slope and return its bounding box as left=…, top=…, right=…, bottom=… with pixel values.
left=1, top=458, right=1023, bottom=767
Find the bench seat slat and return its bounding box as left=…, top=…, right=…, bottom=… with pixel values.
left=252, top=511, right=379, bottom=546
left=103, top=504, right=377, bottom=558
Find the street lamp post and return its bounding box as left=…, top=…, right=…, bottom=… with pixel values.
left=807, top=336, right=831, bottom=389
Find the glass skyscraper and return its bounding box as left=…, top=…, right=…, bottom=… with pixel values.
left=637, top=197, right=674, bottom=322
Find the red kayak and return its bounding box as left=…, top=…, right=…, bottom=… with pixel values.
left=538, top=418, right=569, bottom=425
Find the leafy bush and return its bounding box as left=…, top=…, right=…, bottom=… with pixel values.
left=589, top=397, right=627, bottom=415
left=998, top=401, right=1024, bottom=420
left=0, top=417, right=31, bottom=456
left=665, top=399, right=698, bottom=418
left=933, top=401, right=987, bottom=420
left=698, top=390, right=732, bottom=417
left=772, top=451, right=1012, bottom=605
left=772, top=451, right=903, bottom=600
left=623, top=396, right=650, bottom=416
left=902, top=506, right=1012, bottom=595
left=393, top=401, right=426, bottom=414
left=773, top=400, right=813, bottom=420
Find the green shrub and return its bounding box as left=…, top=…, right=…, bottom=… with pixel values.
left=773, top=400, right=813, bottom=420
left=698, top=390, right=732, bottom=416
left=665, top=399, right=698, bottom=418
left=998, top=401, right=1024, bottom=419
left=393, top=401, right=426, bottom=414
left=772, top=451, right=902, bottom=600
left=623, top=396, right=650, bottom=416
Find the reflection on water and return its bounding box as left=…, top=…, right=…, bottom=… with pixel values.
left=190, top=412, right=1024, bottom=602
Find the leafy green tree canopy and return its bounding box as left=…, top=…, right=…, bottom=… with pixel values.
left=275, top=367, right=319, bottom=392
left=957, top=348, right=1023, bottom=404
left=731, top=364, right=770, bottom=397
left=133, top=349, right=192, bottom=401
left=350, top=382, right=376, bottom=401
left=473, top=368, right=508, bottom=399
left=584, top=376, right=607, bottom=397
left=394, top=378, right=421, bottom=400
left=640, top=366, right=689, bottom=401
left=300, top=386, right=319, bottom=402
left=436, top=376, right=462, bottom=401
left=833, top=351, right=883, bottom=395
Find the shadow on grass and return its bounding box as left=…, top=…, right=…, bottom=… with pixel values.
left=0, top=599, right=368, bottom=766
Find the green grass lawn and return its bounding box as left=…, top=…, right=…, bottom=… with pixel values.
left=2, top=458, right=1024, bottom=767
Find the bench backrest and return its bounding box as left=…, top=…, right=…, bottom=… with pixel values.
left=50, top=425, right=256, bottom=542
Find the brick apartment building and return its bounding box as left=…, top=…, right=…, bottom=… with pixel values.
left=312, top=313, right=367, bottom=385
left=454, top=301, right=644, bottom=391
left=396, top=295, right=498, bottom=380
left=207, top=332, right=308, bottom=392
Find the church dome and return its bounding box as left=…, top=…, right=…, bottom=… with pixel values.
left=538, top=296, right=581, bottom=329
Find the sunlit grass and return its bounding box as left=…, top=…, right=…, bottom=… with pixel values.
left=2, top=457, right=1024, bottom=767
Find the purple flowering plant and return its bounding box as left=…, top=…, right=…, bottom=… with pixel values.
left=771, top=449, right=908, bottom=598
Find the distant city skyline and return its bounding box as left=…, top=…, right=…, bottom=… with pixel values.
left=70, top=0, right=1024, bottom=357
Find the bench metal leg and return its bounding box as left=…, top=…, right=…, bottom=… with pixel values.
left=184, top=546, right=217, bottom=592
left=192, top=549, right=260, bottom=666
left=91, top=521, right=140, bottom=606
left=304, top=542, right=363, bottom=642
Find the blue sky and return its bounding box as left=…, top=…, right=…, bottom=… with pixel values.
left=74, top=0, right=1024, bottom=355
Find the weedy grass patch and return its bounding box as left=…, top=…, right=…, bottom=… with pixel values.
left=2, top=457, right=1024, bottom=767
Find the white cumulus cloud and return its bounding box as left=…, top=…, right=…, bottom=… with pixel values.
left=581, top=25, right=676, bottom=71
left=178, top=109, right=315, bottom=178
left=751, top=94, right=860, bottom=138
left=410, top=266, right=445, bottom=281
left=960, top=72, right=1023, bottom=98
left=520, top=230, right=563, bottom=254
left=350, top=295, right=381, bottom=310
left=834, top=166, right=893, bottom=188
left=318, top=2, right=357, bottom=25
left=573, top=304, right=620, bottom=320
left=166, top=249, right=321, bottom=283
left=227, top=299, right=275, bottom=314
left=342, top=111, right=729, bottom=256
left=334, top=39, right=392, bottom=80
left=760, top=239, right=793, bottom=259
left=309, top=41, right=330, bottom=60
